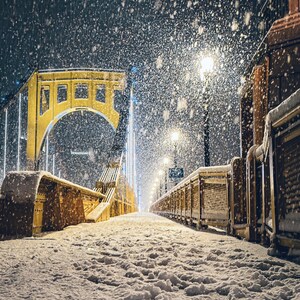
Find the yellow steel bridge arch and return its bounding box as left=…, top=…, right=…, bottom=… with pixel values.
left=26, top=69, right=126, bottom=169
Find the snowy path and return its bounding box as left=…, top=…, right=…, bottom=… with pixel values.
left=0, top=212, right=299, bottom=300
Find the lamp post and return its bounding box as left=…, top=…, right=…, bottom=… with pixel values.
left=163, top=157, right=169, bottom=193
left=150, top=186, right=155, bottom=202
left=171, top=131, right=179, bottom=167
left=158, top=169, right=163, bottom=197
left=154, top=178, right=159, bottom=199
left=171, top=131, right=180, bottom=185
left=200, top=56, right=214, bottom=167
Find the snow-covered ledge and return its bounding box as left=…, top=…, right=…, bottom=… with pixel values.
left=150, top=164, right=231, bottom=207
left=255, top=88, right=300, bottom=161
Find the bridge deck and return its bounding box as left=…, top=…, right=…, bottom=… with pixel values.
left=0, top=213, right=299, bottom=299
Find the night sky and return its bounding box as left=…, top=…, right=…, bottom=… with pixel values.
left=0, top=0, right=265, bottom=210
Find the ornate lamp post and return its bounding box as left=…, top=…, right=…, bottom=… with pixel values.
left=200, top=56, right=214, bottom=167
left=171, top=131, right=180, bottom=185
left=158, top=169, right=163, bottom=197
left=171, top=131, right=179, bottom=167
left=154, top=178, right=159, bottom=200
left=163, top=157, right=170, bottom=193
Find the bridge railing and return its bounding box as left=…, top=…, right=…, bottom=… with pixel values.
left=151, top=89, right=300, bottom=254
left=0, top=85, right=29, bottom=184
left=246, top=88, right=300, bottom=253
left=82, top=154, right=136, bottom=223
left=0, top=171, right=105, bottom=236
left=150, top=163, right=244, bottom=232
left=0, top=163, right=137, bottom=237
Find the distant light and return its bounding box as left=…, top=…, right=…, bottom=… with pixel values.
left=16, top=80, right=20, bottom=85
left=158, top=170, right=163, bottom=176
left=163, top=157, right=169, bottom=165
left=131, top=66, right=138, bottom=73
left=200, top=56, right=214, bottom=73
left=171, top=131, right=180, bottom=142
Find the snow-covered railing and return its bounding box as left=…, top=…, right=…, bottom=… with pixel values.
left=255, top=88, right=300, bottom=161
left=150, top=163, right=235, bottom=230
left=0, top=164, right=136, bottom=236
left=86, top=152, right=136, bottom=223
left=0, top=171, right=106, bottom=236
left=247, top=88, right=300, bottom=255
left=151, top=164, right=231, bottom=208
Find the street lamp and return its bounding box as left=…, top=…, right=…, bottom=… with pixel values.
left=163, top=157, right=169, bottom=193
left=200, top=56, right=214, bottom=80
left=163, top=157, right=169, bottom=165
left=158, top=170, right=163, bottom=197
left=171, top=131, right=180, bottom=142
left=171, top=131, right=180, bottom=185
left=200, top=55, right=214, bottom=167
left=154, top=178, right=159, bottom=199
left=171, top=131, right=179, bottom=167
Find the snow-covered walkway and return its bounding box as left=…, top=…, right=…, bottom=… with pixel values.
left=0, top=212, right=299, bottom=300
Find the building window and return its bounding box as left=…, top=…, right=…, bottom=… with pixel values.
left=96, top=84, right=106, bottom=102
left=57, top=85, right=67, bottom=103
left=75, top=83, right=88, bottom=99
left=40, top=86, right=50, bottom=115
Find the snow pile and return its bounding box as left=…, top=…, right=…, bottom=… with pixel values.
left=0, top=212, right=299, bottom=299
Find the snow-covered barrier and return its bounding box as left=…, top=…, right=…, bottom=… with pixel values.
left=150, top=88, right=300, bottom=255
left=150, top=164, right=234, bottom=231
left=238, top=4, right=300, bottom=255
left=0, top=171, right=104, bottom=236
left=247, top=88, right=300, bottom=255
left=86, top=161, right=137, bottom=223
left=0, top=159, right=137, bottom=237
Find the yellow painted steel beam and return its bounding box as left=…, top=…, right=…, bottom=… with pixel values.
left=26, top=69, right=126, bottom=169
left=26, top=72, right=38, bottom=170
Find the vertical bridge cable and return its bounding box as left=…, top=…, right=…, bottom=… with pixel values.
left=3, top=108, right=8, bottom=176
left=45, top=134, right=49, bottom=172
left=17, top=93, right=22, bottom=171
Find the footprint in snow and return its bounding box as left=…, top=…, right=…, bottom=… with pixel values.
left=149, top=253, right=159, bottom=259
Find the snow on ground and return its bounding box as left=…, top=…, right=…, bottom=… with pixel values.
left=0, top=212, right=299, bottom=300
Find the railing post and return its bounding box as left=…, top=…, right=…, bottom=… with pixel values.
left=197, top=174, right=203, bottom=230
left=268, top=135, right=280, bottom=255
left=246, top=145, right=259, bottom=241
left=230, top=157, right=245, bottom=233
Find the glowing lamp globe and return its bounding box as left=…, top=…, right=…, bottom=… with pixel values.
left=201, top=56, right=214, bottom=73
left=163, top=157, right=170, bottom=165
left=171, top=131, right=180, bottom=142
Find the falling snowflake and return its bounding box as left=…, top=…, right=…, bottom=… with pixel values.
left=244, top=12, right=252, bottom=26
left=163, top=110, right=170, bottom=122
left=156, top=55, right=163, bottom=69
left=177, top=98, right=187, bottom=111
left=231, top=19, right=239, bottom=31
